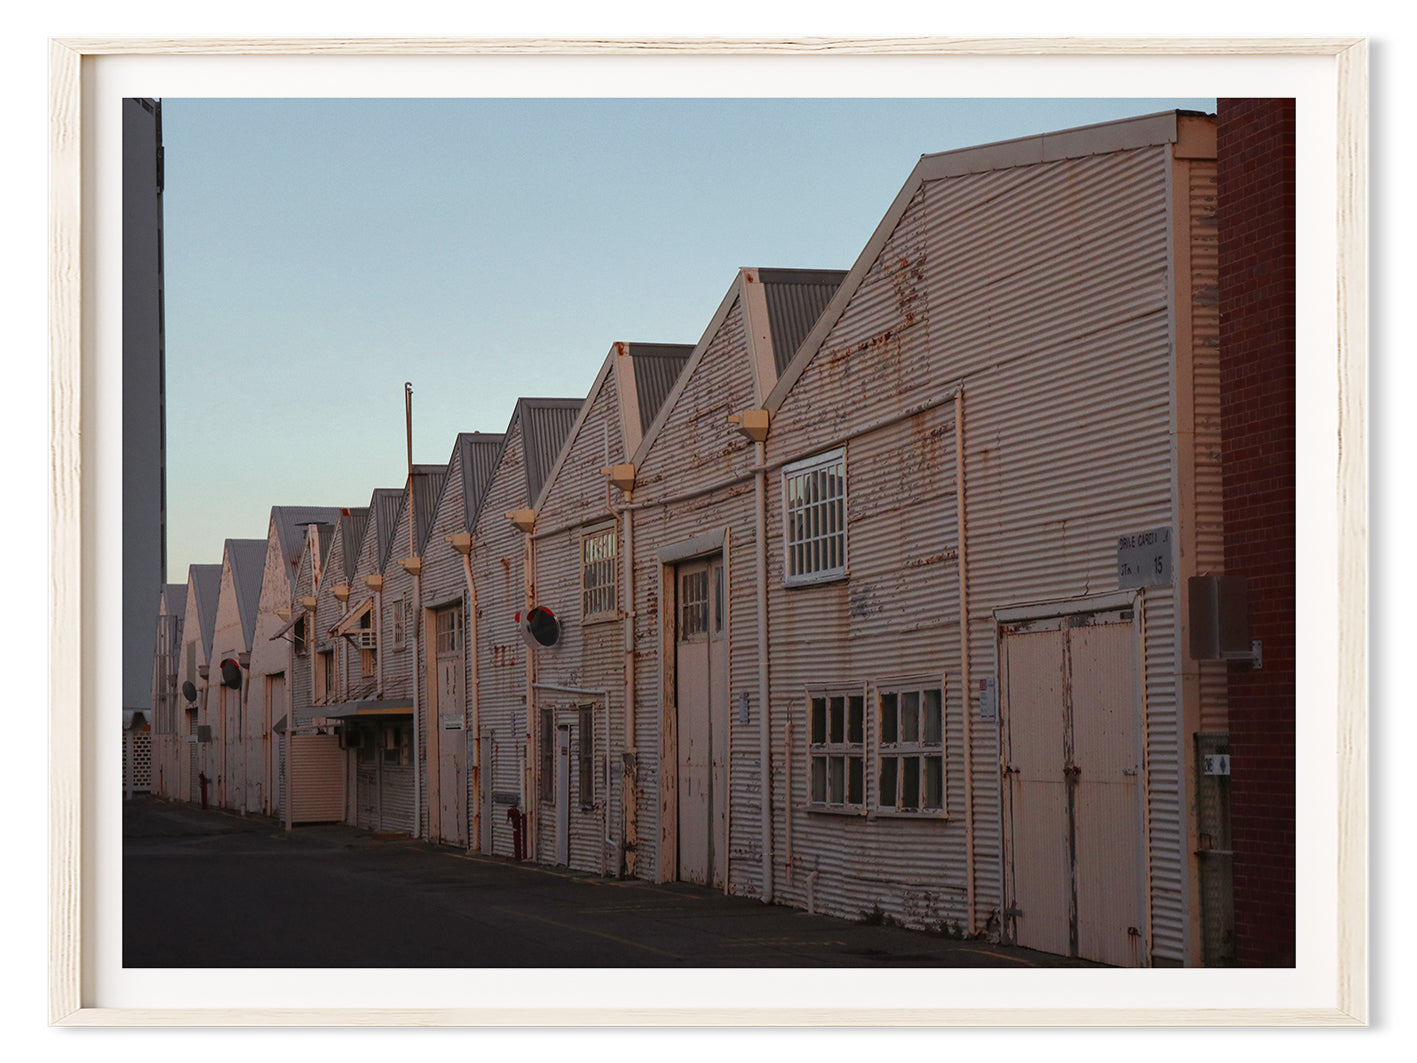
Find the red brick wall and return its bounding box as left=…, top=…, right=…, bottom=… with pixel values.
left=1216, top=98, right=1296, bottom=967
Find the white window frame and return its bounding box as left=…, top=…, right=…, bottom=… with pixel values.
left=434, top=601, right=464, bottom=654
left=390, top=596, right=408, bottom=650
left=806, top=686, right=867, bottom=813
left=782, top=447, right=848, bottom=586
left=581, top=525, right=618, bottom=620
left=875, top=677, right=948, bottom=817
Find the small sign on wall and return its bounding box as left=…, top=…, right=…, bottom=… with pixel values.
left=978, top=676, right=998, bottom=722
left=1117, top=526, right=1173, bottom=589
left=1203, top=754, right=1231, bottom=776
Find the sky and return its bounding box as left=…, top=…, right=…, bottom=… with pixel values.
left=161, top=97, right=1215, bottom=584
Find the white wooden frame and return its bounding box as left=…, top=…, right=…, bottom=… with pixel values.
left=49, top=36, right=1366, bottom=1026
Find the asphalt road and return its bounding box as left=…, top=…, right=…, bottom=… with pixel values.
left=123, top=797, right=1101, bottom=968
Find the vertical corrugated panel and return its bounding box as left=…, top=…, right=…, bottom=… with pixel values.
left=630, top=294, right=760, bottom=887
left=764, top=145, right=1189, bottom=952
left=521, top=399, right=584, bottom=507
left=380, top=764, right=415, bottom=834
left=473, top=415, right=533, bottom=859
left=459, top=434, right=506, bottom=531
left=532, top=371, right=626, bottom=876
left=290, top=733, right=345, bottom=822
left=1188, top=159, right=1228, bottom=736
left=630, top=345, right=695, bottom=435
left=247, top=526, right=295, bottom=813
left=758, top=268, right=849, bottom=375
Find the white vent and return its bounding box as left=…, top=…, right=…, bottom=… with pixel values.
left=356, top=629, right=377, bottom=650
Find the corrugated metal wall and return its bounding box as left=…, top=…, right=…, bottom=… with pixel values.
left=630, top=293, right=769, bottom=892
left=532, top=370, right=625, bottom=875
left=472, top=415, right=532, bottom=858
left=290, top=733, right=345, bottom=822
left=763, top=142, right=1197, bottom=960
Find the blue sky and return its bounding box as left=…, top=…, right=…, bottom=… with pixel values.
left=162, top=97, right=1214, bottom=583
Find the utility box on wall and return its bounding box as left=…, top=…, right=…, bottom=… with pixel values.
left=1188, top=574, right=1254, bottom=661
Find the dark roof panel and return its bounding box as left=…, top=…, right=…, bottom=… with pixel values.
left=410, top=464, right=450, bottom=554
left=456, top=432, right=505, bottom=531
left=225, top=538, right=270, bottom=650
left=758, top=268, right=849, bottom=377
left=517, top=398, right=584, bottom=506
left=338, top=508, right=370, bottom=581
left=189, top=564, right=222, bottom=653
left=628, top=344, right=695, bottom=435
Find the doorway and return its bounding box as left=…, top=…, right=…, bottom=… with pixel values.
left=674, top=555, right=728, bottom=887
left=1001, top=606, right=1147, bottom=966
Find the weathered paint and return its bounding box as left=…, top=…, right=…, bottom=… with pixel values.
left=760, top=111, right=1217, bottom=964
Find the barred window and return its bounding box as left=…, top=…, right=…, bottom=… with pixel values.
left=581, top=527, right=617, bottom=618
left=808, top=690, right=866, bottom=811
left=783, top=448, right=847, bottom=585
left=680, top=569, right=710, bottom=639
left=877, top=683, right=946, bottom=814
left=391, top=597, right=408, bottom=650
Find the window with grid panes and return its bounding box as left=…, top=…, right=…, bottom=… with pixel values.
left=581, top=527, right=617, bottom=619
left=783, top=448, right=847, bottom=585
left=391, top=598, right=407, bottom=650
left=679, top=569, right=710, bottom=639
left=435, top=602, right=463, bottom=654
left=877, top=683, right=946, bottom=813
left=808, top=690, right=866, bottom=811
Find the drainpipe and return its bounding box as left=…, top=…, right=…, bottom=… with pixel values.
left=509, top=509, right=538, bottom=856
left=955, top=387, right=976, bottom=936
left=728, top=410, right=774, bottom=904
left=448, top=532, right=480, bottom=851
left=410, top=564, right=423, bottom=839
left=622, top=505, right=636, bottom=876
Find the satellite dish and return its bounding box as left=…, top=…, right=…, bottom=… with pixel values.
left=220, top=658, right=243, bottom=689
left=181, top=680, right=197, bottom=704
left=523, top=605, right=561, bottom=648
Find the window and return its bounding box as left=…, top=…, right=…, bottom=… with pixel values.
left=357, top=725, right=376, bottom=764
left=293, top=616, right=308, bottom=656
left=390, top=598, right=407, bottom=650
left=578, top=705, right=595, bottom=810
left=783, top=448, right=847, bottom=585
left=581, top=527, right=618, bottom=619
left=808, top=690, right=866, bottom=811
left=382, top=722, right=410, bottom=766
left=539, top=707, right=555, bottom=804
left=680, top=569, right=709, bottom=639
left=317, top=650, right=335, bottom=703
left=435, top=603, right=464, bottom=654
left=877, top=683, right=946, bottom=814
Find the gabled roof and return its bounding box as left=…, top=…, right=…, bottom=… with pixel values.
left=398, top=464, right=449, bottom=556
left=224, top=538, right=269, bottom=650
left=625, top=343, right=695, bottom=435
left=188, top=564, right=222, bottom=654
left=758, top=269, right=849, bottom=377
left=336, top=508, right=369, bottom=582
left=633, top=266, right=844, bottom=467
left=445, top=432, right=505, bottom=532
left=364, top=488, right=405, bottom=573
left=162, top=583, right=186, bottom=621
left=495, top=397, right=583, bottom=510
left=765, top=110, right=1206, bottom=412
left=534, top=343, right=693, bottom=512
left=269, top=506, right=346, bottom=584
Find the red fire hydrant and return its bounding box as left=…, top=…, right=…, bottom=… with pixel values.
left=506, top=807, right=526, bottom=861
left=198, top=772, right=209, bottom=810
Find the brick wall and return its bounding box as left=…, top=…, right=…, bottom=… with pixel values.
left=1216, top=98, right=1296, bottom=967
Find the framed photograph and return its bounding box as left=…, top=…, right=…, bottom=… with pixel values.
left=50, top=37, right=1366, bottom=1026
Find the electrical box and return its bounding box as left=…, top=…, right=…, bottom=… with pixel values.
left=1188, top=574, right=1254, bottom=661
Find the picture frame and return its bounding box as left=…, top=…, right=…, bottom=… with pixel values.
left=48, top=36, right=1367, bottom=1027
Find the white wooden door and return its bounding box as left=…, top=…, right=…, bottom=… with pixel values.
left=436, top=654, right=467, bottom=845
left=675, top=557, right=727, bottom=887
left=1003, top=609, right=1144, bottom=966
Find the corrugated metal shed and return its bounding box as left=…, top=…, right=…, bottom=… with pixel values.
left=163, top=582, right=187, bottom=623
left=515, top=398, right=584, bottom=507
left=409, top=464, right=450, bottom=555
left=368, top=488, right=405, bottom=572
left=224, top=538, right=269, bottom=651
left=628, top=344, right=695, bottom=435
left=759, top=269, right=849, bottom=376
left=271, top=506, right=345, bottom=586
left=337, top=508, right=369, bottom=582
left=454, top=432, right=505, bottom=531
left=188, top=563, right=222, bottom=656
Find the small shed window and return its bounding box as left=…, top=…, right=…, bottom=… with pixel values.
left=783, top=448, right=847, bottom=585
left=435, top=603, right=464, bottom=654
left=391, top=597, right=408, bottom=650
left=877, top=682, right=946, bottom=815
left=581, top=527, right=618, bottom=619
left=807, top=689, right=866, bottom=811
left=293, top=616, right=308, bottom=656
left=382, top=722, right=411, bottom=766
